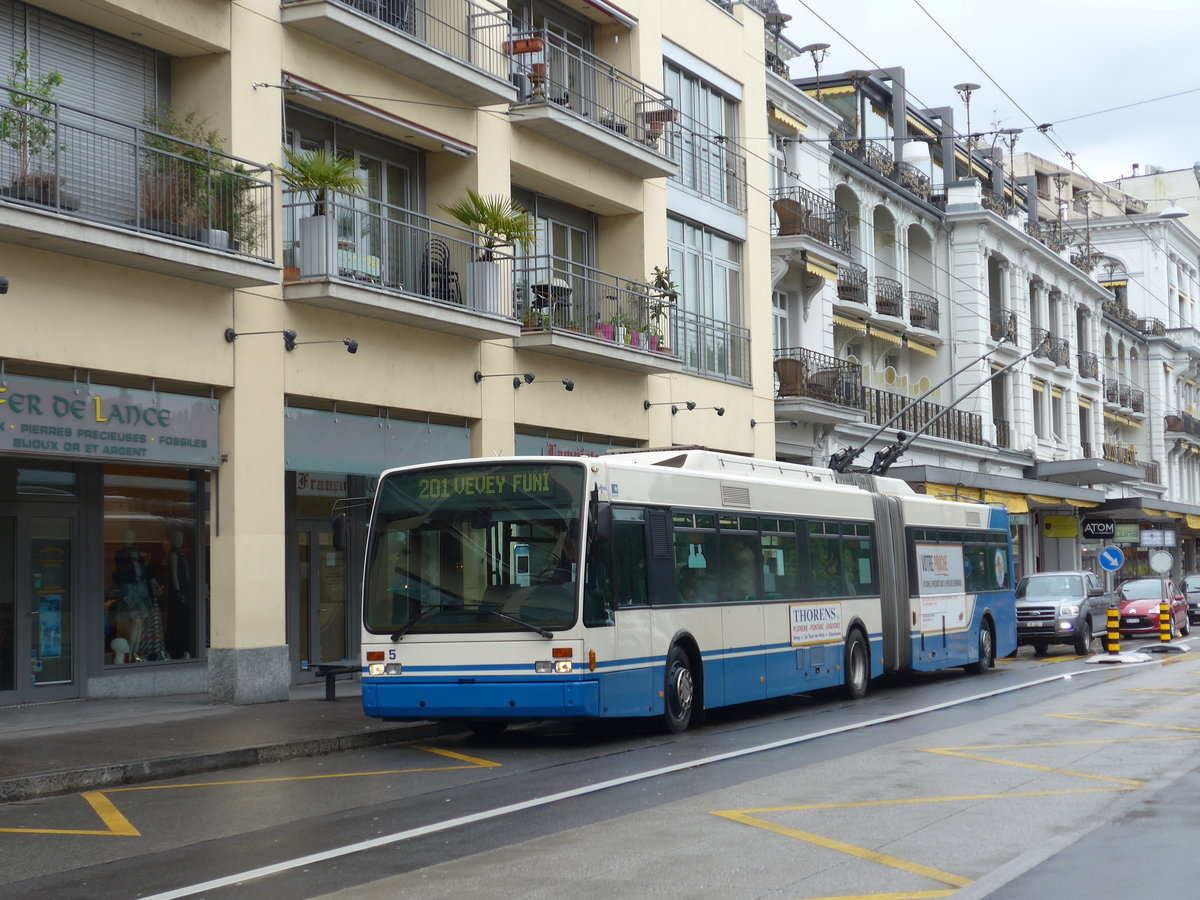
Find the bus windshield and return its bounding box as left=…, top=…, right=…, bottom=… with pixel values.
left=363, top=462, right=585, bottom=636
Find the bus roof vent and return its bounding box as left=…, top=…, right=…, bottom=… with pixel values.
left=965, top=508, right=983, bottom=527
left=721, top=483, right=752, bottom=509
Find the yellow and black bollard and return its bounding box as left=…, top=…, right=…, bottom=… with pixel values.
left=1107, top=606, right=1120, bottom=655
left=1160, top=600, right=1173, bottom=643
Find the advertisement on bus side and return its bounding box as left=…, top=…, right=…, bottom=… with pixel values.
left=914, top=542, right=969, bottom=634
left=789, top=602, right=843, bottom=645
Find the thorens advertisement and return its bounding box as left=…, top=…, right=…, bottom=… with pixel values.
left=914, top=542, right=968, bottom=634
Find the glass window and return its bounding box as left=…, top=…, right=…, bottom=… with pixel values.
left=668, top=215, right=746, bottom=382
left=719, top=533, right=759, bottom=603
left=674, top=530, right=718, bottom=603
left=761, top=532, right=799, bottom=599
left=104, top=466, right=200, bottom=664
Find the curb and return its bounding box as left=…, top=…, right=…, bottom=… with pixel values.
left=0, top=720, right=454, bottom=803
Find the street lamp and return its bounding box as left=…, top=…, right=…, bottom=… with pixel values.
left=953, top=82, right=981, bottom=177
left=997, top=127, right=1023, bottom=211
left=797, top=42, right=830, bottom=100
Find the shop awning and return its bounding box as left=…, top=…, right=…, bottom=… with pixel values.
left=1187, top=515, right=1200, bottom=529
left=924, top=483, right=983, bottom=502
left=983, top=489, right=1030, bottom=513
left=872, top=329, right=903, bottom=346
left=907, top=339, right=937, bottom=357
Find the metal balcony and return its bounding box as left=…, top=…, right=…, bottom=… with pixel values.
left=874, top=276, right=903, bottom=318
left=0, top=89, right=275, bottom=287
left=667, top=109, right=747, bottom=210
left=908, top=291, right=939, bottom=331
left=990, top=307, right=1017, bottom=343
left=509, top=29, right=677, bottom=179
left=282, top=192, right=520, bottom=341
left=863, top=387, right=985, bottom=446
left=280, top=0, right=516, bottom=107
left=1077, top=350, right=1099, bottom=380
left=774, top=347, right=863, bottom=411
left=770, top=185, right=850, bottom=254
left=837, top=262, right=868, bottom=306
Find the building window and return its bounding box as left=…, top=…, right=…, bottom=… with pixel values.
left=1032, top=380, right=1045, bottom=440
left=668, top=216, right=748, bottom=381
left=663, top=62, right=745, bottom=210
left=104, top=466, right=202, bottom=665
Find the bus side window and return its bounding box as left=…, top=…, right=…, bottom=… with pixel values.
left=613, top=509, right=648, bottom=607
left=808, top=522, right=843, bottom=597
left=583, top=532, right=614, bottom=626
left=761, top=530, right=798, bottom=599
left=842, top=523, right=877, bottom=596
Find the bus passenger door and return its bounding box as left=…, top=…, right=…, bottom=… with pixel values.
left=591, top=508, right=652, bottom=716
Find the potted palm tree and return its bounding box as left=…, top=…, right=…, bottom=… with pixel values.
left=440, top=188, right=535, bottom=312
left=1, top=51, right=72, bottom=208
left=278, top=147, right=365, bottom=277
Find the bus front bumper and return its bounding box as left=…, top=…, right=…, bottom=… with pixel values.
left=362, top=678, right=601, bottom=720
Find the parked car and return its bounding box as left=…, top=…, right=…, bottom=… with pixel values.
left=1182, top=574, right=1200, bottom=625
left=1015, top=571, right=1110, bottom=656
left=1117, top=578, right=1190, bottom=638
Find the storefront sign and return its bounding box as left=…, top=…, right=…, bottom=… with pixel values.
left=1081, top=519, right=1114, bottom=540
left=1141, top=528, right=1177, bottom=547
left=1114, top=523, right=1141, bottom=543
left=515, top=435, right=626, bottom=457
left=1042, top=515, right=1079, bottom=538
left=0, top=374, right=219, bottom=466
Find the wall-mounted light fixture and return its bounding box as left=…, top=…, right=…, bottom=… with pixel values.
left=750, top=419, right=799, bottom=428
left=475, top=370, right=536, bottom=389
left=224, top=328, right=298, bottom=350
left=696, top=405, right=726, bottom=416
left=644, top=399, right=695, bottom=415
left=292, top=338, right=359, bottom=354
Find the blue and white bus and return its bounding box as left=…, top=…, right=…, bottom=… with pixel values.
left=358, top=450, right=1016, bottom=733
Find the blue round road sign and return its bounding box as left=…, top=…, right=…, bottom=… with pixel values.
left=1098, top=545, right=1125, bottom=572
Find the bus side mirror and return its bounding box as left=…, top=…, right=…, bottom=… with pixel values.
left=331, top=513, right=347, bottom=551
left=591, top=501, right=613, bottom=542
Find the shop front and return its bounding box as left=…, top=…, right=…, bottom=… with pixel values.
left=283, top=408, right=471, bottom=681
left=0, top=374, right=219, bottom=704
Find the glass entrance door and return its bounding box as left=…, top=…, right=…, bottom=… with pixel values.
left=0, top=512, right=76, bottom=704
left=296, top=521, right=348, bottom=673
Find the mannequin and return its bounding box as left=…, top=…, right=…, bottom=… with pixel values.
left=166, top=530, right=192, bottom=657
left=113, top=529, right=153, bottom=661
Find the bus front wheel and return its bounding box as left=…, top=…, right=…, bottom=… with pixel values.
left=968, top=619, right=995, bottom=674
left=663, top=645, right=696, bottom=734
left=843, top=631, right=869, bottom=700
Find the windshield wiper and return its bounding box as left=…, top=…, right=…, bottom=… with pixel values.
left=390, top=604, right=451, bottom=642
left=477, top=607, right=554, bottom=638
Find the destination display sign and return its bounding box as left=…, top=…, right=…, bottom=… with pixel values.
left=415, top=470, right=554, bottom=500
left=0, top=374, right=219, bottom=466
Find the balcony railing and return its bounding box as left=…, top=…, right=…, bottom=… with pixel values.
left=908, top=291, right=939, bottom=331
left=510, top=27, right=675, bottom=157
left=895, top=160, right=931, bottom=201
left=1077, top=350, right=1099, bottom=380
left=1102, top=297, right=1140, bottom=329
left=512, top=254, right=679, bottom=360
left=770, top=184, right=850, bottom=253
left=837, top=262, right=868, bottom=306
left=284, top=0, right=512, bottom=82
left=773, top=348, right=863, bottom=408
left=981, top=190, right=1008, bottom=216
left=990, top=307, right=1017, bottom=343
left=1031, top=327, right=1068, bottom=365
left=874, top=276, right=903, bottom=318
left=1137, top=316, right=1167, bottom=336
left=283, top=192, right=511, bottom=315
left=0, top=88, right=273, bottom=260
left=676, top=309, right=751, bottom=383
left=667, top=110, right=747, bottom=211
left=1142, top=461, right=1161, bottom=484
left=1103, top=376, right=1144, bottom=412
left=1164, top=413, right=1200, bottom=439
left=994, top=417, right=1011, bottom=448
left=829, top=129, right=933, bottom=203
left=863, top=387, right=984, bottom=446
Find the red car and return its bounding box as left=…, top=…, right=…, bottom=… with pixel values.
left=1117, top=578, right=1191, bottom=638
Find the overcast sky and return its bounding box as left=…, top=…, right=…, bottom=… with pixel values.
left=777, top=0, right=1200, bottom=189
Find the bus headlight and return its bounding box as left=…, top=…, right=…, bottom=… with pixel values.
left=554, top=660, right=573, bottom=673
left=368, top=663, right=403, bottom=676
left=534, top=660, right=573, bottom=674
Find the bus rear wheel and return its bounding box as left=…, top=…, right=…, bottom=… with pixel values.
left=843, top=631, right=869, bottom=700
left=663, top=645, right=696, bottom=734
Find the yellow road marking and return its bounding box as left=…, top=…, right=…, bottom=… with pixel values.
left=712, top=809, right=971, bottom=889
left=0, top=791, right=140, bottom=836
left=1043, top=713, right=1200, bottom=733
left=2, top=745, right=500, bottom=836
left=794, top=892, right=957, bottom=900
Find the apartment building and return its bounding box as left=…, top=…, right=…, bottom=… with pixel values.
left=0, top=0, right=779, bottom=704
left=766, top=60, right=1191, bottom=580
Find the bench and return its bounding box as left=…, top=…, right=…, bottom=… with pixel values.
left=311, top=659, right=360, bottom=701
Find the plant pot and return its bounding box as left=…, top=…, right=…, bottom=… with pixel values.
left=298, top=214, right=333, bottom=277
left=596, top=324, right=614, bottom=341
left=201, top=228, right=231, bottom=250
left=504, top=37, right=544, bottom=55
left=648, top=334, right=659, bottom=352
left=468, top=259, right=501, bottom=313
left=629, top=331, right=641, bottom=348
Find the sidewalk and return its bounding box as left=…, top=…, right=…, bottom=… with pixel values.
left=0, top=680, right=447, bottom=803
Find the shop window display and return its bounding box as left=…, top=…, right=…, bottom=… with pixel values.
left=104, top=466, right=200, bottom=664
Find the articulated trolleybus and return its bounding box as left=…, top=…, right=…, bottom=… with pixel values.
left=359, top=450, right=1016, bottom=733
